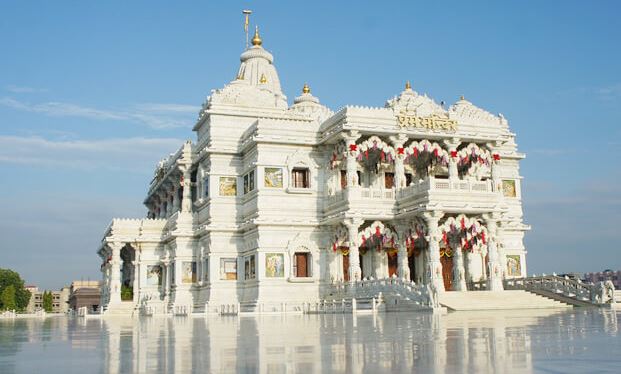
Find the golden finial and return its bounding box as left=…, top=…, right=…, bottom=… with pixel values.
left=259, top=73, right=267, bottom=84
left=252, top=25, right=262, bottom=46
left=302, top=83, right=311, bottom=94
left=405, top=81, right=411, bottom=90
left=460, top=95, right=465, bottom=100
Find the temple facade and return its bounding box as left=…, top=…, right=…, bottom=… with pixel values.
left=97, top=27, right=529, bottom=314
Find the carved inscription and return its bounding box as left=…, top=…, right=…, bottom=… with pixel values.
left=396, top=111, right=458, bottom=132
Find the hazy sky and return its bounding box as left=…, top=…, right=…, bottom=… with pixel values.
left=1, top=1, right=619, bottom=289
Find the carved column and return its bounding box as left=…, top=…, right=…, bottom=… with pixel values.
left=165, top=185, right=174, bottom=217
left=444, top=138, right=461, bottom=182
left=172, top=184, right=180, bottom=212
left=390, top=134, right=408, bottom=189
left=497, top=223, right=508, bottom=280
left=344, top=218, right=363, bottom=283
left=485, top=214, right=504, bottom=291
left=158, top=191, right=167, bottom=219
left=161, top=259, right=170, bottom=300
left=132, top=260, right=140, bottom=304
left=423, top=211, right=445, bottom=292
left=395, top=221, right=410, bottom=280
left=452, top=244, right=467, bottom=291
left=181, top=167, right=192, bottom=213
left=109, top=242, right=123, bottom=304
left=341, top=131, right=361, bottom=188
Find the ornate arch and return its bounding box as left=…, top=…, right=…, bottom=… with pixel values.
left=358, top=221, right=397, bottom=252
left=404, top=218, right=428, bottom=256
left=457, top=143, right=492, bottom=178
left=440, top=214, right=488, bottom=253
left=404, top=140, right=449, bottom=177
left=331, top=225, right=349, bottom=252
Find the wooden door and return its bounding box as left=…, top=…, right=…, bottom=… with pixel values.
left=387, top=252, right=398, bottom=277
left=343, top=254, right=350, bottom=282
left=441, top=254, right=453, bottom=290
left=384, top=172, right=394, bottom=189
left=408, top=253, right=416, bottom=282
left=295, top=253, right=308, bottom=277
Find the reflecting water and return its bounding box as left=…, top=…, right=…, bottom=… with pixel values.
left=0, top=309, right=619, bottom=373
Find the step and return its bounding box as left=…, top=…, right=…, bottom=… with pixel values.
left=438, top=290, right=572, bottom=311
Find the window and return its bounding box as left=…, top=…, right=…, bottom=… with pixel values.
left=405, top=173, right=413, bottom=186
left=293, top=253, right=310, bottom=277
left=220, top=258, right=237, bottom=280
left=244, top=255, right=256, bottom=280
left=243, top=170, right=255, bottom=194
left=340, top=170, right=361, bottom=188
left=384, top=172, right=394, bottom=189
left=291, top=168, right=310, bottom=188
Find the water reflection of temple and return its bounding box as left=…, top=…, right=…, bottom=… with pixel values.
left=100, top=309, right=615, bottom=373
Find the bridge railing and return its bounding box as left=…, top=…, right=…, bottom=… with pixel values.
left=503, top=274, right=616, bottom=306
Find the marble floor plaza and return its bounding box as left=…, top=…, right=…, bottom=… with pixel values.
left=0, top=309, right=620, bottom=373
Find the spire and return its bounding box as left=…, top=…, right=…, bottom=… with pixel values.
left=405, top=81, right=411, bottom=90
left=252, top=26, right=262, bottom=46
left=302, top=83, right=311, bottom=94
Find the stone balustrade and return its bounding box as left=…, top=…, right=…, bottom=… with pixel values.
left=472, top=274, right=617, bottom=307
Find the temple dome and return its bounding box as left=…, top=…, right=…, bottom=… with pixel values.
left=205, top=26, right=288, bottom=110
left=288, top=83, right=333, bottom=123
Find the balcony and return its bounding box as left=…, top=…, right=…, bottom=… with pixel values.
left=324, top=177, right=501, bottom=220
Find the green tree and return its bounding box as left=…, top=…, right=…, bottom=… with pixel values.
left=0, top=268, right=31, bottom=312
left=42, top=291, right=53, bottom=312
left=0, top=284, right=16, bottom=311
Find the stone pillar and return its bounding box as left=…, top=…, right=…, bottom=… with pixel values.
left=341, top=131, right=361, bottom=188
left=423, top=211, right=445, bottom=292
left=109, top=242, right=123, bottom=305
left=390, top=134, right=408, bottom=189
left=485, top=214, right=504, bottom=291
left=165, top=185, right=174, bottom=217
left=172, top=184, right=180, bottom=212
left=344, top=218, right=363, bottom=283
left=132, top=260, right=140, bottom=305
left=452, top=244, right=467, bottom=291
left=443, top=138, right=460, bottom=182
left=161, top=259, right=170, bottom=301
left=181, top=168, right=192, bottom=213
left=158, top=192, right=167, bottom=219
left=395, top=222, right=410, bottom=280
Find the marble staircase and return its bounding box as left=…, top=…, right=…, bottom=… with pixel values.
left=104, top=301, right=137, bottom=317
left=438, top=290, right=571, bottom=311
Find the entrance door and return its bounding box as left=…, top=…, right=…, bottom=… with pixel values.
left=387, top=252, right=398, bottom=277
left=408, top=253, right=417, bottom=282
left=440, top=253, right=453, bottom=290
left=343, top=254, right=350, bottom=282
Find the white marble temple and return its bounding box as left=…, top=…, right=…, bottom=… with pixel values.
left=96, top=27, right=529, bottom=315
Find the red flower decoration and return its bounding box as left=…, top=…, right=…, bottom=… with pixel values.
left=397, top=147, right=404, bottom=155
left=450, top=151, right=457, bottom=158
left=413, top=148, right=419, bottom=158
left=349, top=144, right=357, bottom=151
left=493, top=154, right=500, bottom=161
left=375, top=226, right=381, bottom=238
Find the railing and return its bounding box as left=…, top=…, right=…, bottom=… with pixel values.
left=398, top=177, right=492, bottom=199
left=327, top=276, right=439, bottom=309
left=504, top=274, right=616, bottom=306
left=326, top=187, right=395, bottom=207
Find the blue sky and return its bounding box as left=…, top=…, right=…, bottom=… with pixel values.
left=0, top=1, right=619, bottom=289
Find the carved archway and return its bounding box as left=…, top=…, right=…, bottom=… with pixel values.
left=358, top=221, right=397, bottom=252
left=457, top=143, right=492, bottom=179
left=440, top=214, right=488, bottom=252
left=404, top=140, right=449, bottom=178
